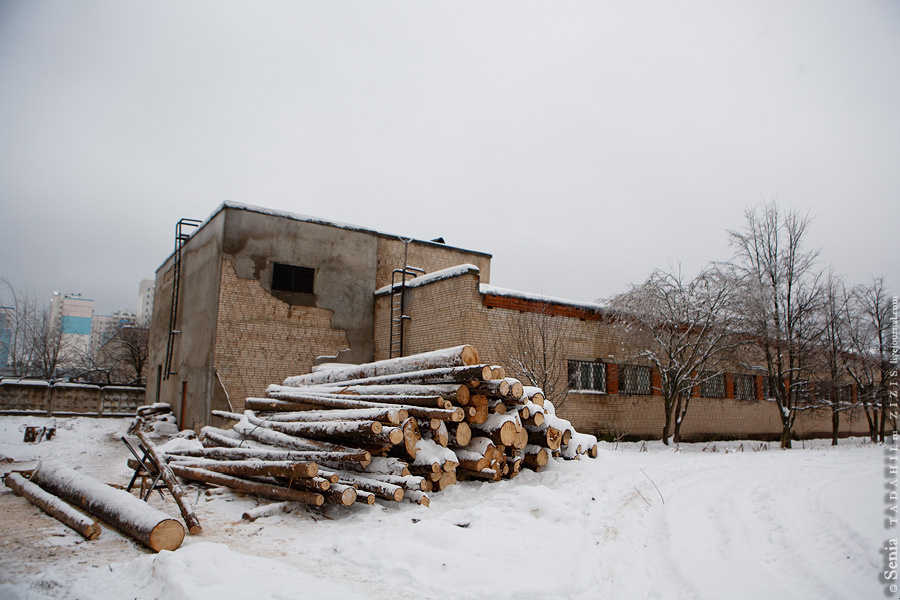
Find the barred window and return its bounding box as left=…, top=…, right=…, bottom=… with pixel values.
left=734, top=374, right=756, bottom=400
left=567, top=360, right=606, bottom=392
left=620, top=364, right=652, bottom=395
left=761, top=377, right=773, bottom=399
left=699, top=372, right=726, bottom=398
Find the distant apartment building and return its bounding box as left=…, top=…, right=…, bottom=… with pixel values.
left=91, top=309, right=136, bottom=357
left=50, top=293, right=94, bottom=368
left=0, top=306, right=12, bottom=373
left=137, top=279, right=154, bottom=325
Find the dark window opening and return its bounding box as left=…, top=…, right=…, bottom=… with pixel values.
left=272, top=263, right=315, bottom=294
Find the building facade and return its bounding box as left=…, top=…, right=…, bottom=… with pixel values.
left=137, top=279, right=154, bottom=326
left=147, top=203, right=870, bottom=440
left=49, top=293, right=94, bottom=371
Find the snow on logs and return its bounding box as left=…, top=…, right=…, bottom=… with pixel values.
left=28, top=460, right=185, bottom=552
left=174, top=345, right=597, bottom=511
left=4, top=472, right=102, bottom=540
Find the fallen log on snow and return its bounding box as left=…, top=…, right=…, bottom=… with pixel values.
left=4, top=472, right=102, bottom=540
left=30, top=461, right=184, bottom=552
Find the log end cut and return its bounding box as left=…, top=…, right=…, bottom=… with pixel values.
left=148, top=519, right=186, bottom=552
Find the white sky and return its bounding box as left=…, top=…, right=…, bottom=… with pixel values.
left=0, top=1, right=897, bottom=315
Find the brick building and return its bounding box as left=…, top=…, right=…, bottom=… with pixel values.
left=148, top=202, right=868, bottom=440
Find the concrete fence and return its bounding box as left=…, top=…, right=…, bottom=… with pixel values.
left=0, top=379, right=145, bottom=417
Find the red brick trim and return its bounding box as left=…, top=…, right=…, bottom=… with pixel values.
left=725, top=373, right=734, bottom=399
left=651, top=368, right=662, bottom=396
left=607, top=364, right=619, bottom=395
left=481, top=294, right=606, bottom=321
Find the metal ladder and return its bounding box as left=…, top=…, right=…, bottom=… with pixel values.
left=388, top=237, right=424, bottom=359
left=163, top=218, right=201, bottom=379
left=389, top=265, right=424, bottom=358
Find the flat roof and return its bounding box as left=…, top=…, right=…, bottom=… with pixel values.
left=216, top=201, right=492, bottom=257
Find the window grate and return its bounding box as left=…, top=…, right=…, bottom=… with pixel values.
left=567, top=360, right=606, bottom=392
left=734, top=374, right=756, bottom=400
left=699, top=372, right=726, bottom=398
left=620, top=364, right=652, bottom=395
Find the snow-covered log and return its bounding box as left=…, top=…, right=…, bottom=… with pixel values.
left=262, top=407, right=407, bottom=425
left=283, top=345, right=480, bottom=386
left=168, top=465, right=325, bottom=506
left=403, top=489, right=430, bottom=506
left=30, top=460, right=184, bottom=552
left=522, top=387, right=545, bottom=407
left=168, top=446, right=369, bottom=464
left=135, top=430, right=202, bottom=535
left=259, top=391, right=451, bottom=410
left=231, top=418, right=372, bottom=463
left=334, top=472, right=404, bottom=502
left=527, top=426, right=562, bottom=450
left=322, top=483, right=357, bottom=506
left=164, top=457, right=319, bottom=479
left=213, top=410, right=384, bottom=439
left=361, top=473, right=432, bottom=492
left=280, top=364, right=495, bottom=389
left=4, top=472, right=102, bottom=540
left=241, top=501, right=294, bottom=521
left=447, top=421, right=472, bottom=447
left=471, top=412, right=522, bottom=447
left=297, top=384, right=471, bottom=406
left=523, top=445, right=550, bottom=469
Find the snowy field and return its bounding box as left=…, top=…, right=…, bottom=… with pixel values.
left=0, top=416, right=889, bottom=600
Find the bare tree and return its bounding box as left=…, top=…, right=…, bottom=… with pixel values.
left=108, top=323, right=149, bottom=385
left=0, top=279, right=67, bottom=378
left=845, top=276, right=895, bottom=442
left=728, top=201, right=822, bottom=449
left=608, top=265, right=738, bottom=444
left=810, top=270, right=856, bottom=445
left=500, top=301, right=574, bottom=409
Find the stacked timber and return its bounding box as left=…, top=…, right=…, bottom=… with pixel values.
left=160, top=345, right=597, bottom=511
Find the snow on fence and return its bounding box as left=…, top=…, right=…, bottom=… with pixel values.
left=0, top=380, right=144, bottom=416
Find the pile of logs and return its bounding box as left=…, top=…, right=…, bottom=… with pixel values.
left=162, top=345, right=597, bottom=511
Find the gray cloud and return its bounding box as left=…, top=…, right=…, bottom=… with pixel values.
left=1, top=0, right=897, bottom=314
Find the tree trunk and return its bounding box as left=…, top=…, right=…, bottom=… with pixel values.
left=134, top=430, right=202, bottom=535
left=4, top=472, right=102, bottom=540
left=30, top=460, right=184, bottom=552
left=831, top=406, right=839, bottom=446
left=672, top=396, right=690, bottom=445
left=662, top=394, right=677, bottom=446
left=169, top=464, right=325, bottom=506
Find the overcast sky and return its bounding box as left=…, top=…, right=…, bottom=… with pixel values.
left=0, top=1, right=897, bottom=315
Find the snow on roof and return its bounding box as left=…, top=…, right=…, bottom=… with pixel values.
left=479, top=284, right=607, bottom=313
left=218, top=202, right=491, bottom=257
left=375, top=264, right=481, bottom=296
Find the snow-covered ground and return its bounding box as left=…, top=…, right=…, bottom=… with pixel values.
left=0, top=416, right=888, bottom=599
